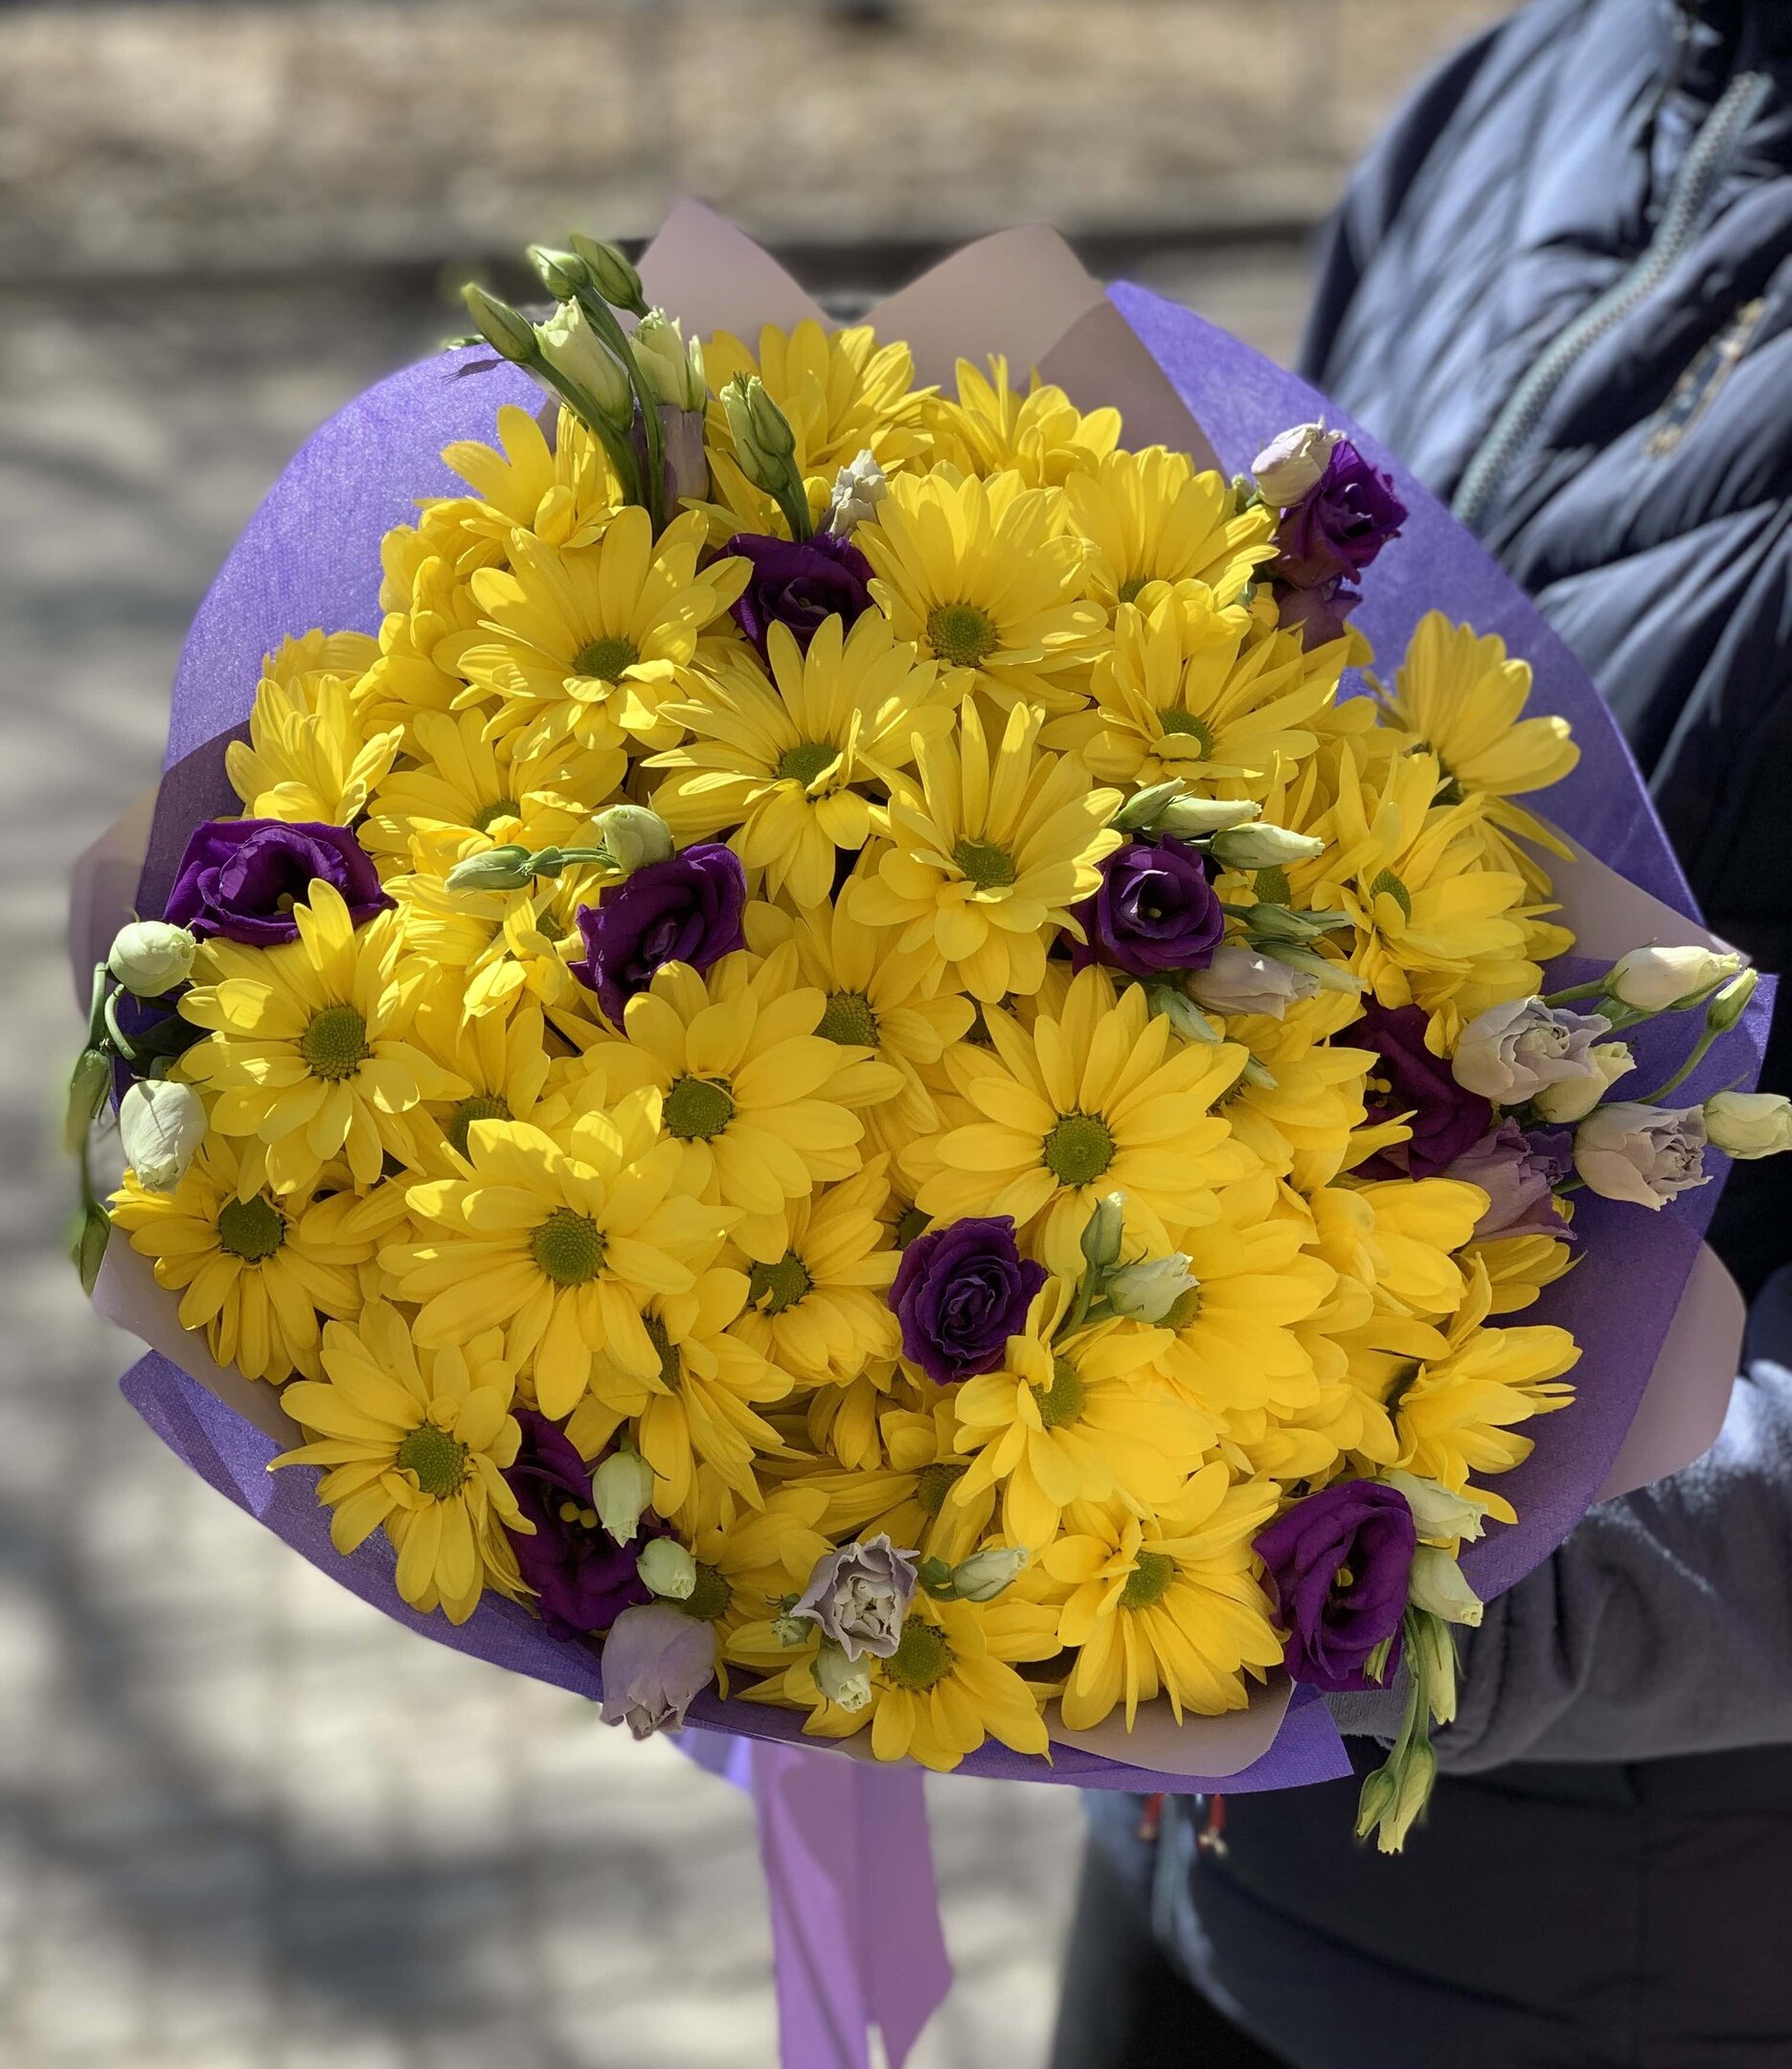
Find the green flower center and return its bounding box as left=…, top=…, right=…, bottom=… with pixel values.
left=926, top=602, right=1000, bottom=670
left=472, top=797, right=519, bottom=832
left=1120, top=1550, right=1175, bottom=1610
left=396, top=1421, right=469, bottom=1500
left=1370, top=868, right=1414, bottom=921
left=575, top=636, right=640, bottom=681
left=1117, top=576, right=1150, bottom=605
left=749, top=1250, right=812, bottom=1316
left=1157, top=709, right=1214, bottom=753
left=1254, top=865, right=1291, bottom=905
left=1042, top=1111, right=1116, bottom=1187
left=531, top=1207, right=606, bottom=1285
left=894, top=1206, right=932, bottom=1250
left=952, top=838, right=1018, bottom=891
left=1036, top=1355, right=1085, bottom=1430
left=215, top=1195, right=285, bottom=1262
left=445, top=1092, right=512, bottom=1159
left=299, top=1005, right=371, bottom=1081
left=665, top=1075, right=736, bottom=1142
left=818, top=989, right=878, bottom=1047
left=679, top=1561, right=731, bottom=1623
left=776, top=740, right=839, bottom=788
left=885, top=1617, right=953, bottom=1692
left=916, top=1460, right=964, bottom=1516
left=644, top=1313, right=682, bottom=1393
left=1165, top=1285, right=1203, bottom=1329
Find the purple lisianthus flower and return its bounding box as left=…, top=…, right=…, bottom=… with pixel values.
left=1256, top=1480, right=1418, bottom=1694
left=1443, top=1120, right=1575, bottom=1241
left=724, top=530, right=875, bottom=660
left=1068, top=835, right=1224, bottom=980
left=572, top=842, right=747, bottom=1027
left=502, top=1411, right=656, bottom=1642
left=1356, top=1000, right=1493, bottom=1179
left=792, top=1535, right=919, bottom=1661
left=1277, top=575, right=1361, bottom=650
left=890, top=1215, right=1047, bottom=1386
left=165, top=817, right=392, bottom=945
left=1270, top=439, right=1407, bottom=590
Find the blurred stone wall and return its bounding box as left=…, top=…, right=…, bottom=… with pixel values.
left=0, top=0, right=1512, bottom=280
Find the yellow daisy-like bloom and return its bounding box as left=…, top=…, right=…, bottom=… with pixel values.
left=227, top=631, right=398, bottom=824
left=729, top=1162, right=901, bottom=1387
left=109, top=1135, right=368, bottom=1384
left=457, top=510, right=747, bottom=758
left=380, top=1094, right=732, bottom=1421
left=648, top=613, right=951, bottom=907
left=689, top=1487, right=835, bottom=1690
left=1393, top=1260, right=1578, bottom=1521
left=566, top=1265, right=792, bottom=1528
left=849, top=697, right=1122, bottom=1002
left=362, top=708, right=623, bottom=878
left=403, top=984, right=556, bottom=1174
left=702, top=320, right=932, bottom=534
left=921, top=356, right=1122, bottom=489
left=746, top=896, right=976, bottom=1156
left=919, top=966, right=1253, bottom=1272
left=180, top=883, right=451, bottom=1196
left=951, top=1283, right=1214, bottom=1550
left=1046, top=1467, right=1284, bottom=1729
left=1469, top=1230, right=1576, bottom=1317
left=272, top=1304, right=529, bottom=1625
left=855, top=467, right=1107, bottom=715
left=798, top=1391, right=994, bottom=1563
left=435, top=402, right=619, bottom=558
left=569, top=946, right=898, bottom=1254
left=392, top=868, right=597, bottom=1019
left=1217, top=1000, right=1376, bottom=1194
left=355, top=513, right=489, bottom=739
left=1048, top=590, right=1342, bottom=795
left=748, top=1593, right=1057, bottom=1771
left=1064, top=447, right=1277, bottom=610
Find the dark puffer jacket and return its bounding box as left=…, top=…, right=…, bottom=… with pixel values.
left=1114, top=4, right=1792, bottom=2064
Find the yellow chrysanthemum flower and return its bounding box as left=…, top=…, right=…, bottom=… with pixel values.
left=227, top=631, right=398, bottom=824
left=1470, top=1230, right=1576, bottom=1316
left=951, top=1282, right=1214, bottom=1550
left=380, top=1094, right=732, bottom=1421
left=1216, top=1001, right=1375, bottom=1193
left=567, top=946, right=898, bottom=1254
left=392, top=868, right=597, bottom=1020
left=689, top=1487, right=835, bottom=1689
left=921, top=356, right=1122, bottom=489
left=180, top=883, right=452, bottom=1196
left=855, top=468, right=1107, bottom=715
left=648, top=613, right=951, bottom=907
left=797, top=1390, right=994, bottom=1562
left=1046, top=1467, right=1284, bottom=1729
left=919, top=966, right=1253, bottom=1272
left=362, top=708, right=624, bottom=878
left=1047, top=590, right=1342, bottom=795
left=1064, top=447, right=1277, bottom=610
left=109, top=1135, right=370, bottom=1384
left=849, top=698, right=1122, bottom=1002
left=436, top=402, right=619, bottom=557
left=403, top=985, right=556, bottom=1174
left=273, top=1303, right=529, bottom=1625
left=728, top=1162, right=901, bottom=1387
left=457, top=510, right=747, bottom=758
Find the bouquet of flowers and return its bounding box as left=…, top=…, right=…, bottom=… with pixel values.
left=68, top=206, right=1782, bottom=2062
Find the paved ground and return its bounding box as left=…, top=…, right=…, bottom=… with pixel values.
left=1, top=244, right=1305, bottom=2069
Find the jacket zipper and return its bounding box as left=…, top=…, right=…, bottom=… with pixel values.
left=1449, top=65, right=1770, bottom=532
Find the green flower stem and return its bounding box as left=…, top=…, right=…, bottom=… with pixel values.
left=770, top=476, right=814, bottom=545
left=533, top=359, right=646, bottom=512
left=567, top=287, right=666, bottom=534
left=102, top=991, right=140, bottom=1063
left=1641, top=1028, right=1719, bottom=1104
left=1061, top=1262, right=1104, bottom=1339
left=85, top=961, right=109, bottom=1050
left=1553, top=1175, right=1586, bottom=1196
left=1541, top=977, right=1611, bottom=1007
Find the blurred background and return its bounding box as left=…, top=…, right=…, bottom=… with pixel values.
left=3, top=3, right=1508, bottom=2063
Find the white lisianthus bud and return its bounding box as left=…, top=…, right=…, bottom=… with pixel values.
left=721, top=375, right=798, bottom=489
left=1530, top=1040, right=1635, bottom=1123
left=826, top=449, right=888, bottom=535
left=771, top=1611, right=810, bottom=1647
left=591, top=1448, right=655, bottom=1544
left=538, top=302, right=634, bottom=429
left=1705, top=966, right=1758, bottom=1034
left=107, top=920, right=196, bottom=999
left=1574, top=1101, right=1710, bottom=1209
left=948, top=1545, right=1029, bottom=1603
left=118, top=1080, right=206, bottom=1193
left=1703, top=1090, right=1792, bottom=1160
left=568, top=233, right=646, bottom=313
left=632, top=308, right=706, bottom=411
left=1144, top=983, right=1223, bottom=1043
left=1079, top=1191, right=1126, bottom=1271
left=1187, top=944, right=1318, bottom=1019
left=1208, top=823, right=1326, bottom=871
left=812, top=1640, right=873, bottom=1714
left=1105, top=1252, right=1200, bottom=1324
left=1155, top=795, right=1261, bottom=838
left=1252, top=422, right=1341, bottom=506
left=1382, top=1470, right=1491, bottom=1546
left=1607, top=944, right=1746, bottom=1012
left=1450, top=996, right=1613, bottom=1103
left=445, top=845, right=535, bottom=894
left=637, top=1536, right=698, bottom=1601
left=1407, top=1610, right=1460, bottom=1727
left=1406, top=1545, right=1484, bottom=1627
left=595, top=804, right=674, bottom=875
left=461, top=283, right=540, bottom=366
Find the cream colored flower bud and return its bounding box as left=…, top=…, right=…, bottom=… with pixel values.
left=1079, top=1192, right=1126, bottom=1271
left=107, top=920, right=196, bottom=998
left=445, top=845, right=535, bottom=894
left=591, top=1448, right=654, bottom=1545
left=1209, top=824, right=1326, bottom=871
left=948, top=1546, right=1029, bottom=1603
left=721, top=375, right=797, bottom=489
left=1252, top=422, right=1341, bottom=506
left=538, top=302, right=634, bottom=428
left=119, top=1080, right=206, bottom=1193
left=461, top=284, right=539, bottom=366
left=637, top=1537, right=698, bottom=1601
left=1105, top=1252, right=1200, bottom=1324
left=1530, top=1040, right=1634, bottom=1124
left=595, top=804, right=674, bottom=875
left=1703, top=1090, right=1792, bottom=1160
left=633, top=309, right=706, bottom=411
left=825, top=449, right=888, bottom=535
left=1382, top=1470, right=1490, bottom=1546
left=1608, top=944, right=1745, bottom=1012
left=812, top=1641, right=873, bottom=1714
left=1407, top=1546, right=1484, bottom=1627
left=568, top=233, right=646, bottom=312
